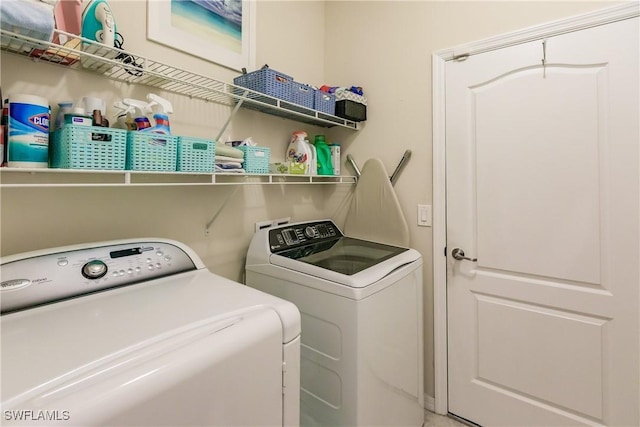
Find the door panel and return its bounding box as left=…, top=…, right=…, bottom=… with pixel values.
left=475, top=67, right=603, bottom=284
left=476, top=294, right=605, bottom=419
left=446, top=17, right=639, bottom=427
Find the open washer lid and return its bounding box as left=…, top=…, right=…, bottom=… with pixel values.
left=269, top=235, right=420, bottom=288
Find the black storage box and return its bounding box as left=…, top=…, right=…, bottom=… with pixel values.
left=335, top=100, right=367, bottom=122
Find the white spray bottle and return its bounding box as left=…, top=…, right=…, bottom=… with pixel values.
left=112, top=101, right=136, bottom=130
left=145, top=94, right=173, bottom=135
left=122, top=98, right=151, bottom=131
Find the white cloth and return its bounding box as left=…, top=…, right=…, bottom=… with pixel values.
left=215, top=155, right=243, bottom=164
left=215, top=165, right=245, bottom=173
left=1, top=0, right=55, bottom=42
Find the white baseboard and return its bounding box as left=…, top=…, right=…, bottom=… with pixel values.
left=424, top=394, right=435, bottom=412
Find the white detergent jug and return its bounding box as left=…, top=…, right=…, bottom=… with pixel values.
left=286, top=131, right=313, bottom=175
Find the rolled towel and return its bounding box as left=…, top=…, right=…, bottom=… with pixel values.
left=1, top=0, right=55, bottom=43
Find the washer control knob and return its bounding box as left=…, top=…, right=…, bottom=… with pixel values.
left=305, top=226, right=316, bottom=238
left=82, top=260, right=108, bottom=279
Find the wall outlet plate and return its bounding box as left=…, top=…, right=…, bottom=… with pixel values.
left=272, top=217, right=291, bottom=227
left=255, top=217, right=290, bottom=233
left=255, top=220, right=273, bottom=232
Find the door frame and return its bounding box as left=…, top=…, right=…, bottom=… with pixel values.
left=431, top=2, right=640, bottom=415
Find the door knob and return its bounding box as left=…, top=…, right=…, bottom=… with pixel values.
left=451, top=248, right=477, bottom=262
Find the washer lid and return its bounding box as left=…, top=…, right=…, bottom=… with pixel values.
left=0, top=269, right=300, bottom=404
left=270, top=237, right=420, bottom=288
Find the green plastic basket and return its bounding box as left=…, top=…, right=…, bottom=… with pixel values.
left=239, top=146, right=270, bottom=174
left=177, top=137, right=215, bottom=172
left=126, top=132, right=178, bottom=171
left=51, top=125, right=127, bottom=170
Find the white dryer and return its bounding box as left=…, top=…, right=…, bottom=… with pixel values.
left=1, top=239, right=300, bottom=427
left=245, top=220, right=424, bottom=427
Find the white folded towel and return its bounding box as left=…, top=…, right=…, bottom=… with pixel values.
left=215, top=155, right=244, bottom=164
left=215, top=165, right=246, bottom=173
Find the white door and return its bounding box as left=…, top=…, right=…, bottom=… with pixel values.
left=446, top=17, right=639, bottom=426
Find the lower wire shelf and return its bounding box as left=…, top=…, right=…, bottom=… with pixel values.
left=0, top=168, right=357, bottom=188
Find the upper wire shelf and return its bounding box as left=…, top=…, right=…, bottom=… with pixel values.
left=0, top=29, right=359, bottom=130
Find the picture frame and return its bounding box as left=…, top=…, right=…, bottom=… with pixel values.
left=147, top=0, right=255, bottom=71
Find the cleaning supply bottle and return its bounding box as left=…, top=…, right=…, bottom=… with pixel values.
left=308, top=142, right=317, bottom=175
left=54, top=101, right=74, bottom=130
left=112, top=101, right=137, bottom=130
left=313, top=135, right=334, bottom=176
left=123, top=98, right=151, bottom=130
left=287, top=130, right=312, bottom=175
left=145, top=94, right=172, bottom=135
left=329, top=143, right=341, bottom=175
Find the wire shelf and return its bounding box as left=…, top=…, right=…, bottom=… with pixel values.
left=1, top=29, right=359, bottom=130
left=0, top=168, right=357, bottom=188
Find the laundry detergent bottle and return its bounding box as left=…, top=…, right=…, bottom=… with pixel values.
left=287, top=131, right=313, bottom=174
left=313, top=135, right=334, bottom=176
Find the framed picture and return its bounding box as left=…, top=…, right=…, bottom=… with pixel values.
left=147, top=0, right=255, bottom=71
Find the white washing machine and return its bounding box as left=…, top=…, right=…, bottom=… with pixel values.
left=245, top=220, right=424, bottom=427
left=1, top=239, right=300, bottom=427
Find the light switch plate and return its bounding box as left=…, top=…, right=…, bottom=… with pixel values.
left=417, top=204, right=432, bottom=227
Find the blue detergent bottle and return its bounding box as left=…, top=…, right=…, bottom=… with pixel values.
left=313, top=135, right=334, bottom=176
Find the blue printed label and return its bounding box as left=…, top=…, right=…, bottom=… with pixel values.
left=8, top=102, right=49, bottom=164
left=29, top=113, right=49, bottom=131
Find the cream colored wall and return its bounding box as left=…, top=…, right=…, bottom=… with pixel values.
left=0, top=1, right=336, bottom=282
left=323, top=0, right=620, bottom=400
left=0, top=0, right=621, bottom=404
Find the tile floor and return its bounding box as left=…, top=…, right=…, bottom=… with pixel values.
left=424, top=410, right=470, bottom=427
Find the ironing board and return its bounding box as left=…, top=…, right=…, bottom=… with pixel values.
left=343, top=158, right=410, bottom=247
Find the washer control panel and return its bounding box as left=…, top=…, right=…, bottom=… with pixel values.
left=268, top=220, right=342, bottom=253
left=1, top=241, right=197, bottom=314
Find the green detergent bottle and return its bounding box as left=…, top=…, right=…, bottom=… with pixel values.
left=314, top=135, right=334, bottom=176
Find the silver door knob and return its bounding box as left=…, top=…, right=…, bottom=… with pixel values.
left=451, top=248, right=477, bottom=262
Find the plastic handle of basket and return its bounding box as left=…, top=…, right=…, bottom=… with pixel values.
left=192, top=143, right=208, bottom=150
left=254, top=151, right=265, bottom=157
left=275, top=75, right=289, bottom=83
left=149, top=137, right=167, bottom=147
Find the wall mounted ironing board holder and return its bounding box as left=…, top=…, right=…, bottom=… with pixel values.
left=347, top=150, right=411, bottom=186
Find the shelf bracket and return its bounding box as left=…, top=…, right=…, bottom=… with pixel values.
left=215, top=88, right=249, bottom=142
left=204, top=184, right=242, bottom=237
